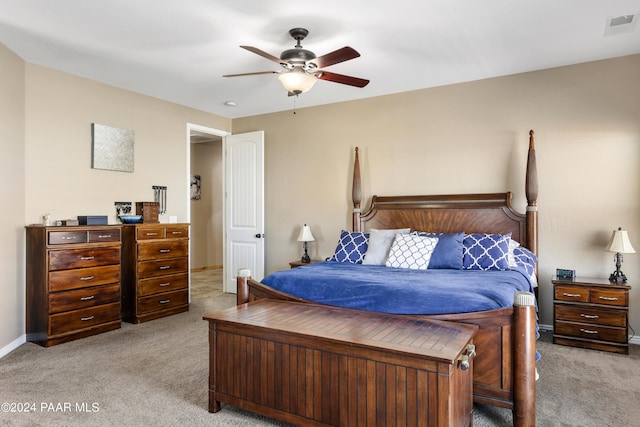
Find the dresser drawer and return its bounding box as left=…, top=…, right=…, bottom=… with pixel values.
left=137, top=289, right=188, bottom=314
left=48, top=231, right=87, bottom=245
left=49, top=283, right=120, bottom=314
left=137, top=240, right=188, bottom=261
left=136, top=226, right=165, bottom=240
left=165, top=225, right=189, bottom=239
left=554, top=305, right=627, bottom=327
left=138, top=273, right=188, bottom=296
left=49, top=247, right=120, bottom=271
left=555, top=321, right=627, bottom=343
left=49, top=265, right=120, bottom=292
left=137, top=257, right=188, bottom=279
left=49, top=302, right=121, bottom=336
left=590, top=288, right=627, bottom=307
left=554, top=285, right=589, bottom=303
left=88, top=229, right=121, bottom=243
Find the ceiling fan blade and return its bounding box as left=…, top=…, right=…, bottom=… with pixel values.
left=313, top=47, right=360, bottom=68
left=316, top=71, right=369, bottom=88
left=240, top=45, right=283, bottom=64
left=223, top=71, right=278, bottom=77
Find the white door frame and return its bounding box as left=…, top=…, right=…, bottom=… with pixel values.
left=186, top=123, right=230, bottom=301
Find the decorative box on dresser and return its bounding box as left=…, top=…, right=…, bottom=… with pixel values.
left=25, top=225, right=123, bottom=347
left=121, top=223, right=190, bottom=323
left=553, top=277, right=630, bottom=354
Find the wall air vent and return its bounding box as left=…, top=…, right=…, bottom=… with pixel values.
left=604, top=13, right=638, bottom=35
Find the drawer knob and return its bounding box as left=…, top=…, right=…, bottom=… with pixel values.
left=80, top=275, right=95, bottom=281
left=80, top=295, right=95, bottom=301
left=580, top=314, right=599, bottom=319
left=159, top=282, right=170, bottom=287
left=562, top=293, right=581, bottom=298
left=146, top=232, right=159, bottom=236
left=159, top=266, right=171, bottom=270
left=62, top=236, right=78, bottom=240
left=599, top=296, right=618, bottom=301
left=159, top=249, right=171, bottom=253
left=579, top=328, right=598, bottom=334
left=159, top=299, right=170, bottom=304
left=80, top=256, right=95, bottom=261
left=81, top=316, right=95, bottom=322
left=97, top=234, right=112, bottom=238
left=172, top=231, right=183, bottom=235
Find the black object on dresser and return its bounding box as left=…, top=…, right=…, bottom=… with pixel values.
left=553, top=277, right=630, bottom=354
left=25, top=225, right=123, bottom=347
left=121, top=223, right=189, bottom=323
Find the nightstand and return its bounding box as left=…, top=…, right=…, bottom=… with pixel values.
left=552, top=277, right=630, bottom=354
left=289, top=259, right=322, bottom=269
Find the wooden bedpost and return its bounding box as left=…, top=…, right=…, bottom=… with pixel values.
left=352, top=147, right=362, bottom=232
left=525, top=130, right=538, bottom=256
left=512, top=291, right=537, bottom=427
left=236, top=268, right=251, bottom=305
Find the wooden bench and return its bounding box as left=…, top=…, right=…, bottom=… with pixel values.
left=204, top=299, right=478, bottom=426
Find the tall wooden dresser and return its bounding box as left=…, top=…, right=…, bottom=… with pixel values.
left=121, top=223, right=189, bottom=323
left=25, top=225, right=123, bottom=347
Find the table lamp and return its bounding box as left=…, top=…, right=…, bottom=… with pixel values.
left=297, top=224, right=315, bottom=263
left=605, top=227, right=635, bottom=283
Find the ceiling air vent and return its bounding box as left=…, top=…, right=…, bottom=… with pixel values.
left=604, top=13, right=638, bottom=35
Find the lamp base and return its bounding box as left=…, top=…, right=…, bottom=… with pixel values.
left=609, top=270, right=628, bottom=283
left=300, top=253, right=310, bottom=263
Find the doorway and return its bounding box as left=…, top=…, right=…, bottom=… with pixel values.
left=187, top=124, right=229, bottom=300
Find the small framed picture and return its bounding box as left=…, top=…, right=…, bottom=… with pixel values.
left=191, top=174, right=201, bottom=200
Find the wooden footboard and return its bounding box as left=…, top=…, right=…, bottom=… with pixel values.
left=238, top=275, right=536, bottom=427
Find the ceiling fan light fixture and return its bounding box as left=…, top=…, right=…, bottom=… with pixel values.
left=278, top=70, right=317, bottom=94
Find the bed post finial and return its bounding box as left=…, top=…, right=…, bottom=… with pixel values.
left=525, top=130, right=538, bottom=257
left=352, top=147, right=362, bottom=232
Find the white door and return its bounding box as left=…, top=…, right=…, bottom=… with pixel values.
left=223, top=131, right=265, bottom=293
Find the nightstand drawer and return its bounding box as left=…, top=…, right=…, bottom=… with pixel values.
left=590, top=288, right=627, bottom=307
left=555, top=321, right=627, bottom=343
left=555, top=285, right=589, bottom=302
left=555, top=305, right=626, bottom=327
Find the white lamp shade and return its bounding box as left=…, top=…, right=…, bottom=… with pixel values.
left=297, top=224, right=315, bottom=242
left=605, top=228, right=635, bottom=254
left=278, top=70, right=317, bottom=94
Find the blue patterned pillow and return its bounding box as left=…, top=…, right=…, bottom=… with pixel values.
left=513, top=246, right=537, bottom=279
left=329, top=230, right=369, bottom=263
left=463, top=233, right=511, bottom=271
left=412, top=232, right=464, bottom=269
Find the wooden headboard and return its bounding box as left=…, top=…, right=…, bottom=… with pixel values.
left=351, top=131, right=539, bottom=254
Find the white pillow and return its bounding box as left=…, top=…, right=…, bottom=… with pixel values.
left=507, top=239, right=520, bottom=268
left=386, top=234, right=439, bottom=270
left=362, top=228, right=410, bottom=265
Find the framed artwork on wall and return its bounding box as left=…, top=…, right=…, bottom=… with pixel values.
left=91, top=123, right=135, bottom=172
left=191, top=174, right=201, bottom=200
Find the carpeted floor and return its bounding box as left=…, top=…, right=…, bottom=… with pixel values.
left=1, top=270, right=639, bottom=426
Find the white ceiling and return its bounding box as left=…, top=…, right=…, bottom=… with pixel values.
left=0, top=0, right=638, bottom=119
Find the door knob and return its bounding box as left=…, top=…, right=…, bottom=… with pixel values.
left=255, top=233, right=264, bottom=238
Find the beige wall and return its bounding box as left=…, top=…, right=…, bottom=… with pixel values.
left=0, top=44, right=26, bottom=351
left=233, top=55, right=640, bottom=333
left=0, top=54, right=232, bottom=354
left=190, top=141, right=223, bottom=269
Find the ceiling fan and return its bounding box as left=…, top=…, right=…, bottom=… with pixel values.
left=223, top=28, right=369, bottom=95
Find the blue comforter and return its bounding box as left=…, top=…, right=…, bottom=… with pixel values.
left=261, top=261, right=535, bottom=315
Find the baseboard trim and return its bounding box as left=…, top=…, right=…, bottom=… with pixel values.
left=1, top=334, right=26, bottom=359
left=191, top=265, right=222, bottom=272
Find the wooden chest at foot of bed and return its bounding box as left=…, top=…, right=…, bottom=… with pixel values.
left=204, top=300, right=478, bottom=427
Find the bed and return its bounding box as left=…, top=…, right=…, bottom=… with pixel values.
left=236, top=130, right=539, bottom=426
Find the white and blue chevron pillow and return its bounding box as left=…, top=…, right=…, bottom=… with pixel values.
left=329, top=230, right=369, bottom=263
left=463, top=233, right=511, bottom=271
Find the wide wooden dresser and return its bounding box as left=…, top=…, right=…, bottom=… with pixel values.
left=553, top=277, right=630, bottom=354
left=25, top=225, right=123, bottom=347
left=204, top=299, right=478, bottom=427
left=121, top=223, right=189, bottom=323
